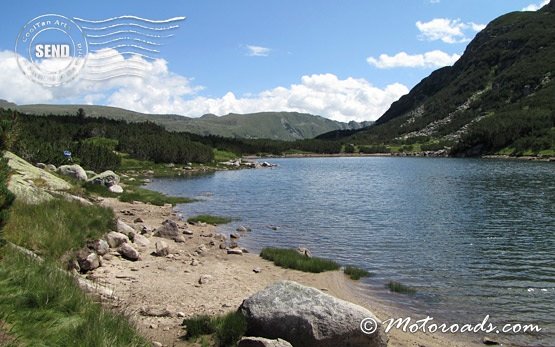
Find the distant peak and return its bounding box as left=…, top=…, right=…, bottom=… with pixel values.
left=200, top=113, right=218, bottom=119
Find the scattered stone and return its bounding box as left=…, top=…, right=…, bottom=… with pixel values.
left=76, top=249, right=100, bottom=273
left=253, top=267, right=262, bottom=273
left=238, top=337, right=293, bottom=347
left=219, top=243, right=227, bottom=250
left=196, top=244, right=208, bottom=255
left=174, top=235, right=186, bottom=243
left=240, top=281, right=388, bottom=347
left=149, top=324, right=157, bottom=329
left=297, top=247, right=312, bottom=258
left=154, top=241, right=170, bottom=257
left=108, top=184, right=124, bottom=193
left=92, top=239, right=110, bottom=256
left=132, top=233, right=151, bottom=248
left=242, top=248, right=250, bottom=254
left=57, top=164, right=87, bottom=181
left=154, top=219, right=180, bottom=240
left=152, top=342, right=163, bottom=347
left=116, top=219, right=136, bottom=237
left=230, top=233, right=240, bottom=239
left=46, top=164, right=57, bottom=171
left=177, top=312, right=186, bottom=318
left=227, top=249, right=243, bottom=255
left=190, top=259, right=200, bottom=266
left=141, top=225, right=153, bottom=235
left=482, top=337, right=500, bottom=345
left=199, top=274, right=213, bottom=284
left=133, top=217, right=144, bottom=223
left=182, top=229, right=193, bottom=235
left=140, top=307, right=172, bottom=317
left=118, top=243, right=140, bottom=261
left=229, top=241, right=239, bottom=249
left=105, top=231, right=129, bottom=248
left=36, top=163, right=46, bottom=169
left=87, top=170, right=120, bottom=187
left=236, top=225, right=250, bottom=232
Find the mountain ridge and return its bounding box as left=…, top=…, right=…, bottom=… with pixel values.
left=0, top=101, right=372, bottom=141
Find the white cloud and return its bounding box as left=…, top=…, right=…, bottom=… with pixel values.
left=170, top=75, right=409, bottom=122
left=367, top=50, right=461, bottom=69
left=429, top=0, right=441, bottom=3
left=416, top=18, right=485, bottom=44
left=522, top=0, right=549, bottom=11
left=0, top=50, right=407, bottom=122
left=246, top=45, right=271, bottom=57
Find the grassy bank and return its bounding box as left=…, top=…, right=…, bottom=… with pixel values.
left=84, top=183, right=194, bottom=206
left=2, top=199, right=114, bottom=260
left=259, top=247, right=340, bottom=273
left=0, top=246, right=148, bottom=347
left=343, top=266, right=371, bottom=280
left=0, top=197, right=148, bottom=346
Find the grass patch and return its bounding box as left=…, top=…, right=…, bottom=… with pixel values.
left=214, top=149, right=239, bottom=162
left=387, top=281, right=417, bottom=295
left=187, top=214, right=233, bottom=225
left=0, top=246, right=148, bottom=347
left=2, top=199, right=114, bottom=260
left=83, top=183, right=194, bottom=206
left=182, top=311, right=247, bottom=347
left=259, top=247, right=340, bottom=273
left=343, top=266, right=371, bottom=280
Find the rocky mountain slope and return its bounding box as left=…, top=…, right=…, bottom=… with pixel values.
left=342, top=1, right=555, bottom=156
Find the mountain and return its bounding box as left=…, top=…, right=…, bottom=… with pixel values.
left=3, top=102, right=372, bottom=141
left=338, top=1, right=555, bottom=156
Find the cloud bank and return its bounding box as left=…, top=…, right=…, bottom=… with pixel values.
left=0, top=50, right=408, bottom=122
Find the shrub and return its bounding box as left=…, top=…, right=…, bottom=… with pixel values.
left=344, top=266, right=371, bottom=280
left=387, top=281, right=417, bottom=295
left=187, top=215, right=232, bottom=225
left=259, top=247, right=340, bottom=273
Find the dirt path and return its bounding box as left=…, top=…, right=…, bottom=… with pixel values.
left=86, top=197, right=482, bottom=347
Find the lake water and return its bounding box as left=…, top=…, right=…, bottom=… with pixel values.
left=147, top=157, right=555, bottom=345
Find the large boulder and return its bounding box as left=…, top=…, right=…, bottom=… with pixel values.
left=154, top=240, right=170, bottom=256
left=116, top=219, right=136, bottom=237
left=87, top=170, right=120, bottom=187
left=238, top=337, right=293, bottom=347
left=105, top=231, right=129, bottom=248
left=154, top=219, right=180, bottom=240
left=239, top=281, right=387, bottom=347
left=91, top=239, right=110, bottom=256
left=57, top=164, right=87, bottom=181
left=132, top=233, right=151, bottom=248
left=118, top=243, right=140, bottom=261
left=76, top=249, right=100, bottom=273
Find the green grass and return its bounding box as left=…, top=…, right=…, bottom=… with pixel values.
left=2, top=199, right=114, bottom=260
left=387, top=281, right=417, bottom=295
left=259, top=247, right=340, bottom=273
left=182, top=311, right=247, bottom=347
left=83, top=183, right=194, bottom=206
left=214, top=149, right=239, bottom=162
left=0, top=246, right=148, bottom=347
left=187, top=215, right=233, bottom=225
left=343, top=266, right=371, bottom=280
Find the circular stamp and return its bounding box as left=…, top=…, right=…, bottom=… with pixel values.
left=15, top=14, right=88, bottom=87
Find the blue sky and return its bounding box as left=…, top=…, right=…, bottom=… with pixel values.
left=0, top=0, right=549, bottom=121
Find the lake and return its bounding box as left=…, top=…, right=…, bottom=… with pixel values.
left=147, top=157, right=555, bottom=345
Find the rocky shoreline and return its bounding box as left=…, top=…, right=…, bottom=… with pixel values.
left=74, top=196, right=481, bottom=347
left=5, top=151, right=487, bottom=347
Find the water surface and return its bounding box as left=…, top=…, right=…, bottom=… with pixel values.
left=147, top=157, right=555, bottom=345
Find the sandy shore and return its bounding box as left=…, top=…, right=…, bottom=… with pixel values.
left=86, top=197, right=483, bottom=347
